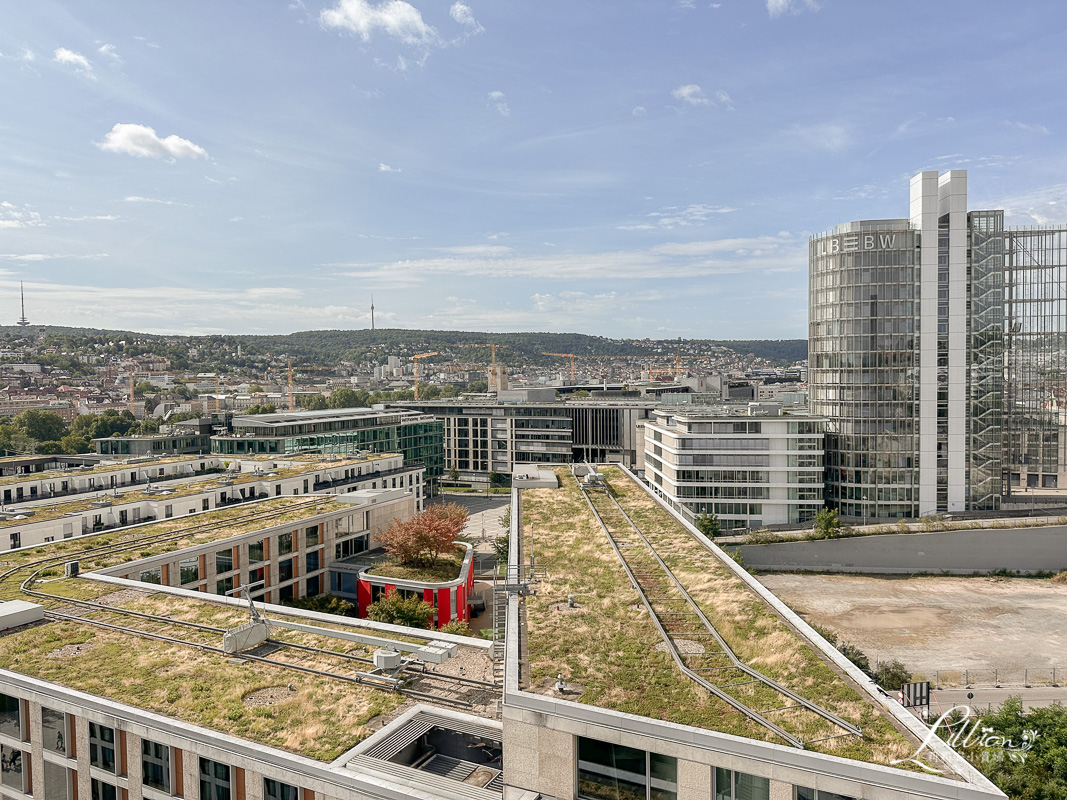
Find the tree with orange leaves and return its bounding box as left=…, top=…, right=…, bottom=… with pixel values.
left=378, top=503, right=470, bottom=566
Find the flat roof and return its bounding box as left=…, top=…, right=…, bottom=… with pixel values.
left=0, top=498, right=495, bottom=761
left=229, top=408, right=433, bottom=427
left=0, top=453, right=403, bottom=528
left=519, top=466, right=939, bottom=771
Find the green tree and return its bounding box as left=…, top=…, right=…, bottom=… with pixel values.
left=59, top=434, right=91, bottom=454
left=247, top=384, right=263, bottom=393
left=365, top=589, right=435, bottom=629
left=466, top=381, right=488, bottom=393
left=420, top=384, right=442, bottom=400
left=70, top=410, right=136, bottom=440
left=837, top=642, right=871, bottom=675
left=298, top=393, right=328, bottom=411
left=813, top=507, right=841, bottom=539
left=448, top=465, right=459, bottom=482
left=696, top=511, right=722, bottom=537
left=245, top=404, right=276, bottom=415
left=35, top=440, right=64, bottom=455
left=327, top=387, right=360, bottom=409
left=488, top=470, right=500, bottom=487
left=283, top=595, right=355, bottom=616
left=873, top=659, right=911, bottom=691
left=13, top=409, right=66, bottom=442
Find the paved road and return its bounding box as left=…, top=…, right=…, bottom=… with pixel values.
left=930, top=686, right=1067, bottom=713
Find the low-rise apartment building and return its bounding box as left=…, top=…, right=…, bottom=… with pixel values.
left=644, top=403, right=825, bottom=531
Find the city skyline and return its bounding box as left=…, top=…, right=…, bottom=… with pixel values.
left=2, top=1, right=1067, bottom=337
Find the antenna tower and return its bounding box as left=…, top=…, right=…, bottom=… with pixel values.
left=16, top=283, right=29, bottom=326
left=371, top=295, right=375, bottom=331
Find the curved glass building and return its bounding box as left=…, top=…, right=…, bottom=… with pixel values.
left=809, top=171, right=1003, bottom=519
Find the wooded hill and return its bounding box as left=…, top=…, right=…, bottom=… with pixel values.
left=0, top=326, right=807, bottom=369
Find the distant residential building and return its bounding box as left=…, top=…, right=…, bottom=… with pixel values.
left=644, top=403, right=825, bottom=531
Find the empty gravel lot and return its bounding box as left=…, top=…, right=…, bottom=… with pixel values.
left=758, top=573, right=1067, bottom=684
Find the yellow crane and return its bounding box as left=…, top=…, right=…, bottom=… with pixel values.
left=468, top=343, right=509, bottom=364
left=542, top=352, right=578, bottom=379
left=412, top=352, right=439, bottom=400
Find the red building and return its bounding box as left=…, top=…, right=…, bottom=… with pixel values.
left=354, top=543, right=475, bottom=629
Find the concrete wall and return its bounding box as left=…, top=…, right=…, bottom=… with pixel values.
left=740, top=526, right=1067, bottom=574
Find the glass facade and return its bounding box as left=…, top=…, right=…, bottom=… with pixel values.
left=1003, top=226, right=1067, bottom=495
left=809, top=223, right=921, bottom=518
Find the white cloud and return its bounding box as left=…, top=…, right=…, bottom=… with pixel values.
left=1005, top=120, right=1051, bottom=135
left=0, top=253, right=107, bottom=262
left=123, top=196, right=185, bottom=205
left=488, top=90, right=510, bottom=117
left=436, top=245, right=514, bottom=256
left=714, top=89, right=734, bottom=109
left=632, top=106, right=646, bottom=116
left=97, top=43, right=123, bottom=63
left=53, top=48, right=95, bottom=79
left=672, top=84, right=708, bottom=106
left=619, top=203, right=736, bottom=231
left=787, top=122, right=851, bottom=152
left=54, top=214, right=120, bottom=222
left=378, top=162, right=401, bottom=172
left=331, top=233, right=804, bottom=283
left=450, top=2, right=484, bottom=33
left=767, top=0, right=819, bottom=17
left=320, top=0, right=439, bottom=46
left=0, top=202, right=43, bottom=229
left=97, top=123, right=207, bottom=160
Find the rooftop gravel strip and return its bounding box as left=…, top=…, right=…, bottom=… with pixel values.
left=521, top=466, right=921, bottom=768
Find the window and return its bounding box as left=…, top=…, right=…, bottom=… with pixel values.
left=305, top=575, right=320, bottom=596
left=44, top=760, right=70, bottom=800
left=89, top=722, right=116, bottom=773
left=248, top=540, right=264, bottom=563
left=305, top=550, right=320, bottom=573
left=249, top=566, right=265, bottom=588
left=577, top=737, right=676, bottom=800
left=305, top=525, right=319, bottom=547
left=165, top=505, right=173, bottom=519
left=216, top=548, right=234, bottom=573
left=0, top=694, right=20, bottom=738
left=278, top=532, right=293, bottom=556
left=140, top=568, right=162, bottom=585
left=264, top=777, right=301, bottom=800
left=795, top=790, right=855, bottom=800
left=715, top=768, right=768, bottom=800
left=0, top=744, right=22, bottom=791
left=279, top=558, right=293, bottom=582
left=42, top=708, right=68, bottom=754
left=180, top=556, right=200, bottom=585
left=142, top=739, right=171, bottom=793
left=199, top=757, right=231, bottom=800
left=217, top=576, right=235, bottom=596
left=91, top=778, right=118, bottom=800
left=8, top=534, right=19, bottom=550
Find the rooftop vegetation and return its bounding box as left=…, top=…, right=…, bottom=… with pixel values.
left=521, top=466, right=921, bottom=768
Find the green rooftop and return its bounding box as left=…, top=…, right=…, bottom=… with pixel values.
left=520, top=466, right=927, bottom=769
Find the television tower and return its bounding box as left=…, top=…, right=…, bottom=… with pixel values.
left=370, top=294, right=375, bottom=331
left=16, top=282, right=29, bottom=326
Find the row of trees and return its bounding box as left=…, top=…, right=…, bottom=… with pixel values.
left=0, top=408, right=168, bottom=456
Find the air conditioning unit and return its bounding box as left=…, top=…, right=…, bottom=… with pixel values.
left=65, top=561, right=80, bottom=577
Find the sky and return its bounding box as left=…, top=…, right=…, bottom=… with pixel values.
left=3, top=0, right=1067, bottom=339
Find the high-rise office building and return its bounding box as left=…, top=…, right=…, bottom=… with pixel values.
left=809, top=170, right=1003, bottom=519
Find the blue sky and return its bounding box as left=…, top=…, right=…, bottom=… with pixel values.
left=2, top=0, right=1066, bottom=338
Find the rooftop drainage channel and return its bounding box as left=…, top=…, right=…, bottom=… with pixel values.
left=575, top=467, right=862, bottom=749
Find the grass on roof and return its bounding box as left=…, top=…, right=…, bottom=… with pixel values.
left=365, top=547, right=465, bottom=583
left=0, top=617, right=403, bottom=760
left=521, top=466, right=920, bottom=768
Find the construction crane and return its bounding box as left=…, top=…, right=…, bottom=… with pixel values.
left=468, top=343, right=509, bottom=364
left=288, top=360, right=295, bottom=411
left=648, top=355, right=709, bottom=380
left=542, top=352, right=578, bottom=379
left=412, top=352, right=439, bottom=400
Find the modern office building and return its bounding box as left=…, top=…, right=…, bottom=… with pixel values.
left=397, top=399, right=654, bottom=481
left=810, top=170, right=1003, bottom=518
left=644, top=403, right=824, bottom=530
left=210, top=407, right=444, bottom=488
